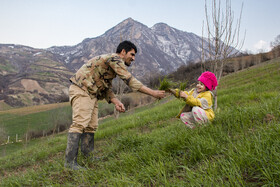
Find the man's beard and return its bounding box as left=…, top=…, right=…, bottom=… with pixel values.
left=125, top=61, right=131, bottom=66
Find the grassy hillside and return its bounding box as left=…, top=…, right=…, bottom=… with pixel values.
left=0, top=100, right=13, bottom=111
left=0, top=58, right=279, bottom=186
left=0, top=92, right=154, bottom=145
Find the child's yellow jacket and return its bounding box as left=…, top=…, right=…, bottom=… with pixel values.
left=175, top=88, right=215, bottom=121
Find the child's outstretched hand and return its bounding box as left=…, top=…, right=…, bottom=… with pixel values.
left=168, top=89, right=189, bottom=100
left=179, top=91, right=188, bottom=99
left=168, top=89, right=181, bottom=98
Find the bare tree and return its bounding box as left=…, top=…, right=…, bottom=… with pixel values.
left=270, top=34, right=280, bottom=58
left=202, top=0, right=245, bottom=110
left=270, top=34, right=280, bottom=49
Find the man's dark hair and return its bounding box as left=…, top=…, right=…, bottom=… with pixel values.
left=116, top=40, right=137, bottom=53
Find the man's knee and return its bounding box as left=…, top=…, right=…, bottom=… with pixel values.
left=84, top=126, right=98, bottom=133
left=68, top=123, right=84, bottom=133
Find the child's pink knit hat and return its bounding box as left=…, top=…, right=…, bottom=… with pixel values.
left=198, top=71, right=218, bottom=91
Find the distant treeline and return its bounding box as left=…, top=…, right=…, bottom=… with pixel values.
left=145, top=46, right=280, bottom=90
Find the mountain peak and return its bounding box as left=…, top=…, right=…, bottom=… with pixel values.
left=118, top=17, right=146, bottom=28
left=153, top=22, right=169, bottom=27
left=123, top=17, right=134, bottom=23
left=103, top=18, right=149, bottom=38
left=152, top=22, right=174, bottom=31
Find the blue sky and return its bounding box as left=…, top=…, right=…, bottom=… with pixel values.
left=0, top=0, right=279, bottom=53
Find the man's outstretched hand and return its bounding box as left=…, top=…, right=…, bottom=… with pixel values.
left=111, top=98, right=125, bottom=112
left=115, top=102, right=125, bottom=113
left=153, top=90, right=165, bottom=99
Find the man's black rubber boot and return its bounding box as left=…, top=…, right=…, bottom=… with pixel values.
left=64, top=133, right=86, bottom=170
left=81, top=133, right=95, bottom=157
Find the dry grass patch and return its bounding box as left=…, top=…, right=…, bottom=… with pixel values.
left=0, top=102, right=69, bottom=115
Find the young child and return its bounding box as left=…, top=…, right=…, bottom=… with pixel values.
left=170, top=71, right=218, bottom=129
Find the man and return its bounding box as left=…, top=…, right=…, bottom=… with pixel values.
left=65, top=40, right=165, bottom=170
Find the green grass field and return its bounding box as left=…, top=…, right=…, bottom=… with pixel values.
left=0, top=100, right=116, bottom=143
left=0, top=58, right=279, bottom=186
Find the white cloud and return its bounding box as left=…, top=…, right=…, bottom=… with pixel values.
left=253, top=40, right=271, bottom=53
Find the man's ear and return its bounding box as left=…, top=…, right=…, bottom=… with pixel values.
left=118, top=49, right=126, bottom=58
left=120, top=49, right=126, bottom=55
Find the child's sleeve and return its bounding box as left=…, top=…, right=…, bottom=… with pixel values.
left=186, top=92, right=212, bottom=109
left=169, top=89, right=179, bottom=97
left=185, top=95, right=201, bottom=106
